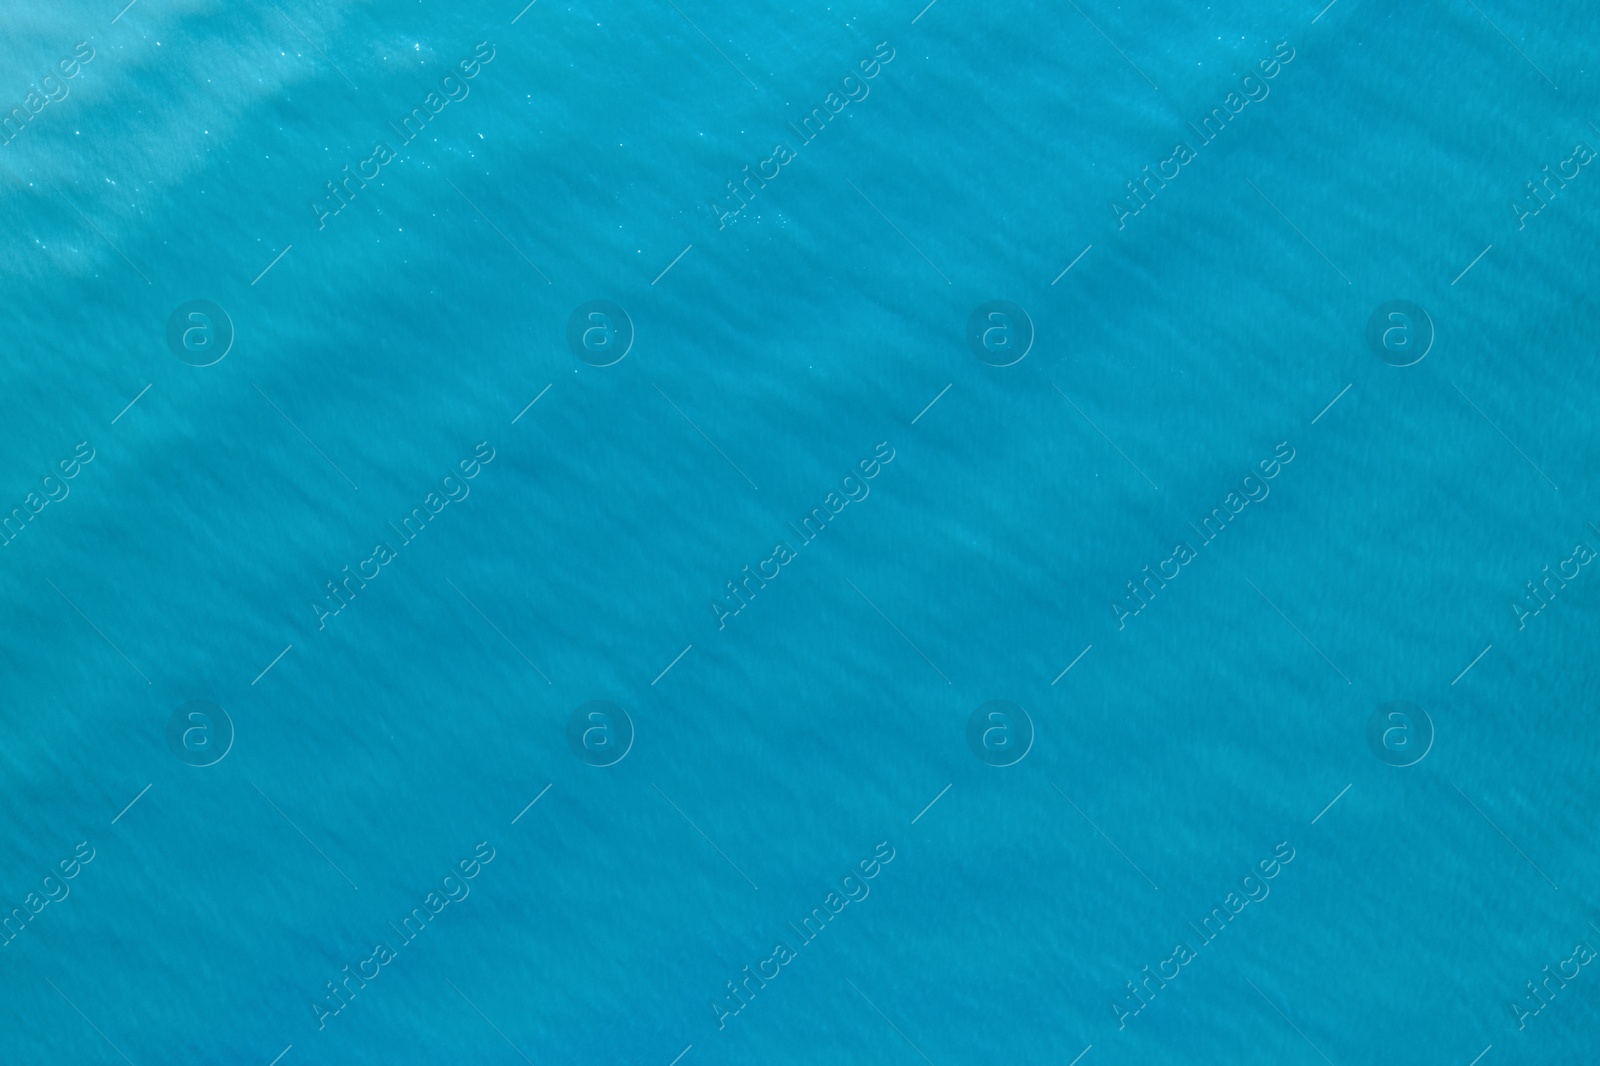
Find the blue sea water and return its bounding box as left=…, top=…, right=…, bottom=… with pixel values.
left=2, top=0, right=1599, bottom=1062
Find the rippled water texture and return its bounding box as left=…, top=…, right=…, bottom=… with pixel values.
left=1, top=1, right=1598, bottom=1063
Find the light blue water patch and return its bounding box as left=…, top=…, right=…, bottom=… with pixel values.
left=1, top=1, right=1598, bottom=1063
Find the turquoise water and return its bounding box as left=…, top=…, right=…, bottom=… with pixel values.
left=2, top=0, right=1599, bottom=1062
